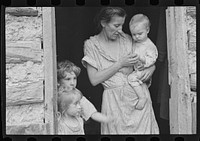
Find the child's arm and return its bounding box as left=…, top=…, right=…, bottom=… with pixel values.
left=91, top=112, right=114, bottom=123
left=80, top=96, right=97, bottom=121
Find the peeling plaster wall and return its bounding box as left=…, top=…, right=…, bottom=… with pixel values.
left=6, top=7, right=45, bottom=134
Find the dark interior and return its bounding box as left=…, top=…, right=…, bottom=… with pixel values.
left=55, top=7, right=169, bottom=134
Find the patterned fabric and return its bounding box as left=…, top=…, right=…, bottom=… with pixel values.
left=82, top=33, right=159, bottom=134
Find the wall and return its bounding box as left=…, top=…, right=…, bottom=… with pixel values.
left=6, top=7, right=46, bottom=134
left=186, top=6, right=196, bottom=133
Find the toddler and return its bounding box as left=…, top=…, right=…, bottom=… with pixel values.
left=121, top=14, right=158, bottom=110
left=57, top=89, right=84, bottom=134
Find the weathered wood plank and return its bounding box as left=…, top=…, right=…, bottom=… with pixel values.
left=6, top=41, right=41, bottom=49
left=191, top=91, right=196, bottom=134
left=6, top=47, right=43, bottom=63
left=6, top=7, right=38, bottom=17
left=166, top=7, right=192, bottom=134
left=43, top=7, right=57, bottom=134
left=6, top=103, right=44, bottom=126
left=6, top=80, right=44, bottom=106
left=166, top=7, right=178, bottom=133
left=6, top=123, right=50, bottom=135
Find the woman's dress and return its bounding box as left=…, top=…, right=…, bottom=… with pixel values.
left=82, top=33, right=159, bottom=134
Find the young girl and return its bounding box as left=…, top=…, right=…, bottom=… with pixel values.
left=57, top=89, right=84, bottom=134
left=57, top=60, right=114, bottom=134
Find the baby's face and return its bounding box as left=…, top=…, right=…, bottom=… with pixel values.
left=59, top=72, right=77, bottom=92
left=130, top=23, right=149, bottom=43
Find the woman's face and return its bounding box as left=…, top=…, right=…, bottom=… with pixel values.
left=102, top=15, right=125, bottom=41
left=59, top=72, right=77, bottom=92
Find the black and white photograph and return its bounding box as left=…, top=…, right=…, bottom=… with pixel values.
left=4, top=6, right=196, bottom=136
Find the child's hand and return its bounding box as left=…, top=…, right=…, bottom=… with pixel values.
left=104, top=115, right=115, bottom=123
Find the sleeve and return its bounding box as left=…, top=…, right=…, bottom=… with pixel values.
left=81, top=39, right=98, bottom=69
left=144, top=44, right=158, bottom=68
left=80, top=96, right=97, bottom=121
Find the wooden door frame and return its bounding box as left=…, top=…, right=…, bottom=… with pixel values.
left=43, top=7, right=58, bottom=134
left=166, top=7, right=193, bottom=134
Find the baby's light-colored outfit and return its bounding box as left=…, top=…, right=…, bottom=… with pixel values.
left=127, top=38, right=158, bottom=87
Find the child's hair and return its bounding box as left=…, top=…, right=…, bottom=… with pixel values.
left=57, top=89, right=83, bottom=115
left=57, top=60, right=81, bottom=83
left=129, top=14, right=151, bottom=31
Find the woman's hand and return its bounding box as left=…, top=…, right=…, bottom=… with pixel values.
left=137, top=65, right=155, bottom=82
left=118, top=53, right=139, bottom=68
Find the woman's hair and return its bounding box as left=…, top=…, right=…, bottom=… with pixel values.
left=95, top=7, right=127, bottom=32
left=57, top=89, right=82, bottom=115
left=57, top=60, right=81, bottom=83
left=129, top=14, right=151, bottom=31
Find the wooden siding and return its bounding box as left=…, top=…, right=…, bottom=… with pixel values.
left=166, top=7, right=192, bottom=134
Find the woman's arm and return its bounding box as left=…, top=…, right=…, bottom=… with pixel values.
left=86, top=54, right=138, bottom=86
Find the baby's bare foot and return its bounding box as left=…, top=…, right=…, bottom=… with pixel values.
left=135, top=98, right=147, bottom=110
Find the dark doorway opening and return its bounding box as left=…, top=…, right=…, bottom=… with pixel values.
left=55, top=7, right=169, bottom=134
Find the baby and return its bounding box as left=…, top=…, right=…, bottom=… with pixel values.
left=57, top=60, right=114, bottom=134
left=120, top=14, right=158, bottom=110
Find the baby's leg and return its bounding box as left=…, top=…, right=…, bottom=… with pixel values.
left=133, top=85, right=147, bottom=110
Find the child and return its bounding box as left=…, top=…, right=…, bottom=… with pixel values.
left=57, top=89, right=84, bottom=134
left=57, top=60, right=114, bottom=134
left=121, top=14, right=158, bottom=110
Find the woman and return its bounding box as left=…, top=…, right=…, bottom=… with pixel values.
left=82, top=7, right=159, bottom=134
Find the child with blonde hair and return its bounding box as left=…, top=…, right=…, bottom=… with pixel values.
left=121, top=14, right=158, bottom=110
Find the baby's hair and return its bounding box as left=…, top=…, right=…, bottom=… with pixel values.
left=129, top=14, right=151, bottom=30
left=57, top=60, right=81, bottom=83
left=57, top=89, right=83, bottom=115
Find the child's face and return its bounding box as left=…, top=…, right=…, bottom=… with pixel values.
left=60, top=72, right=77, bottom=92
left=65, top=94, right=82, bottom=117
left=130, top=23, right=149, bottom=43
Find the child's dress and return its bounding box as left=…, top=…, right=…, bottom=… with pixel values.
left=127, top=38, right=158, bottom=87
left=58, top=116, right=84, bottom=135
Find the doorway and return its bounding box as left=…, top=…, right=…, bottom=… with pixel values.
left=55, top=7, right=170, bottom=134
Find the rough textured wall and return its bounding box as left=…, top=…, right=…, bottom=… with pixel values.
left=6, top=7, right=45, bottom=134
left=186, top=6, right=196, bottom=92
left=186, top=6, right=196, bottom=134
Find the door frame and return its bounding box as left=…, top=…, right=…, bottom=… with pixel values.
left=166, top=7, right=193, bottom=134
left=43, top=7, right=58, bottom=134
